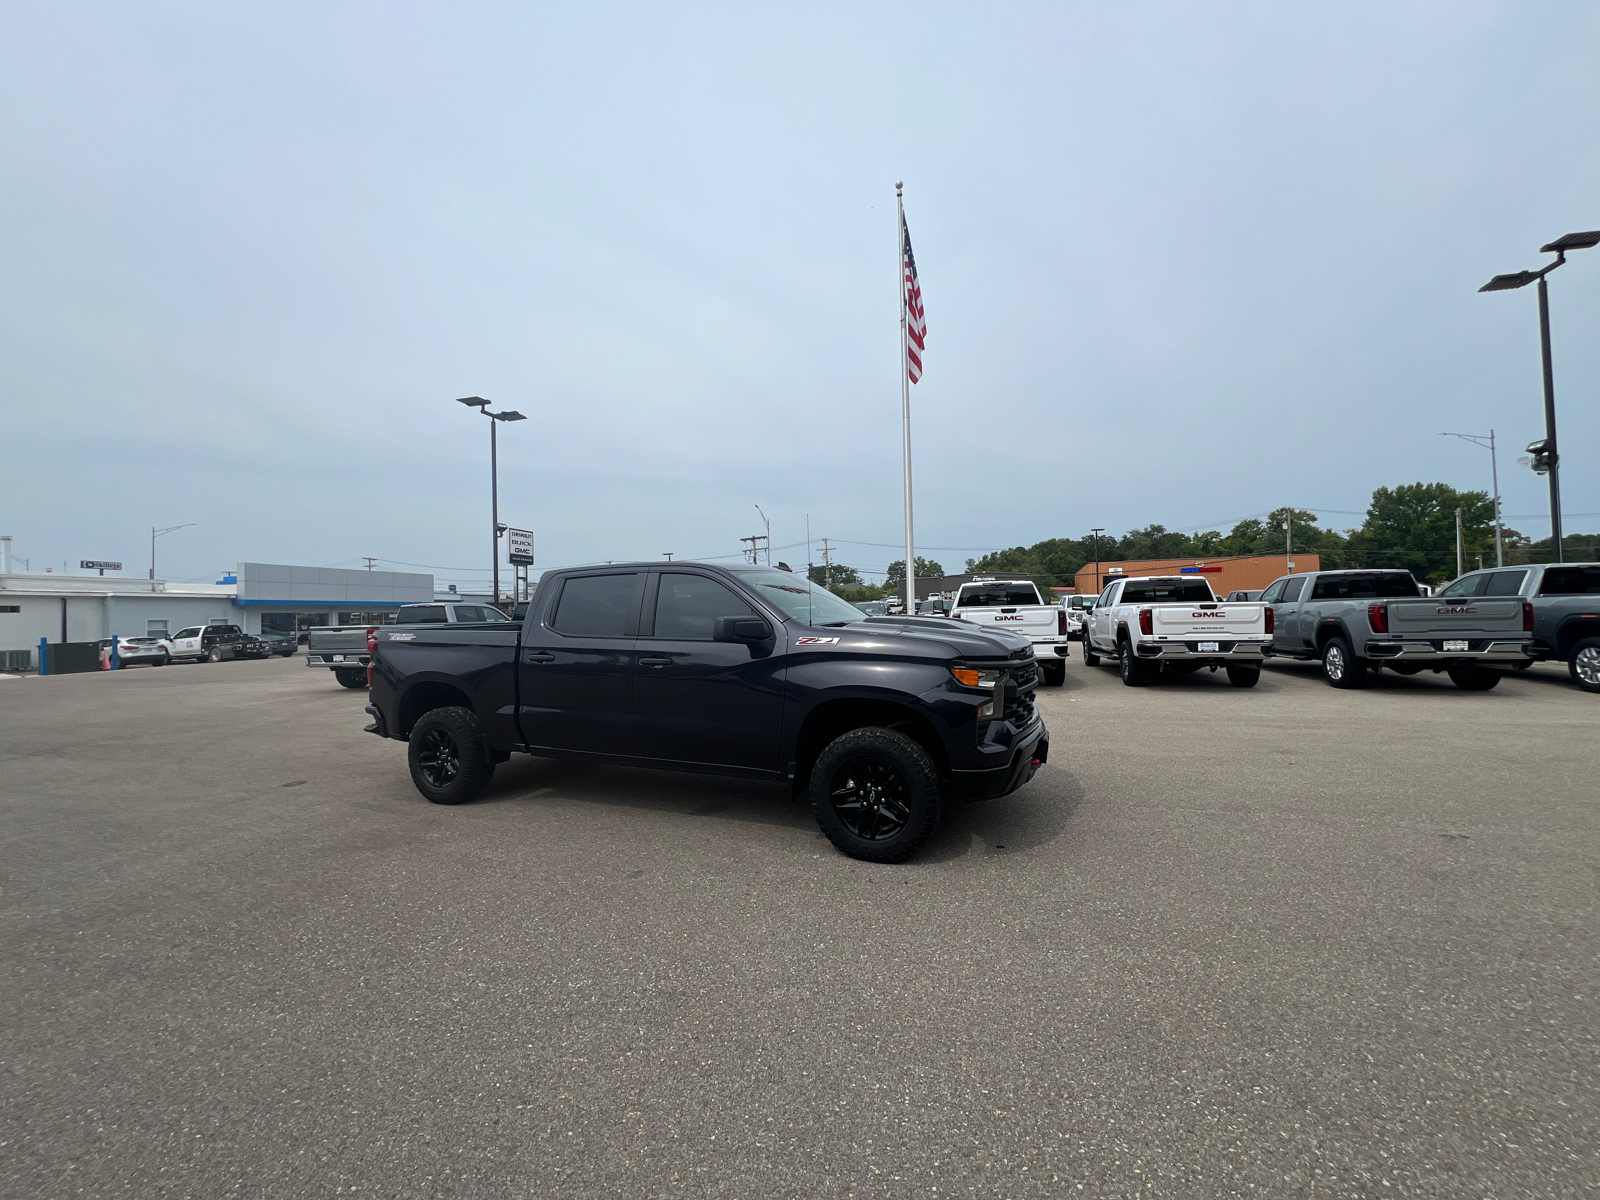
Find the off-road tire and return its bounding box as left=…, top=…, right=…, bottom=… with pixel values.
left=1568, top=638, right=1600, bottom=694
left=1447, top=664, right=1501, bottom=691
left=1226, top=665, right=1260, bottom=688
left=335, top=668, right=368, bottom=689
left=1320, top=637, right=1367, bottom=689
left=1118, top=637, right=1148, bottom=687
left=1040, top=660, right=1066, bottom=687
left=1081, top=636, right=1101, bottom=667
left=810, top=727, right=942, bottom=864
left=407, top=706, right=496, bottom=805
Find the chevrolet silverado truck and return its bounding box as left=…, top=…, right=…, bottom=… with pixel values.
left=364, top=562, right=1050, bottom=863
left=1259, top=569, right=1534, bottom=690
left=1433, top=561, right=1600, bottom=692
left=949, top=579, right=1071, bottom=686
left=1082, top=576, right=1271, bottom=687
left=308, top=604, right=513, bottom=688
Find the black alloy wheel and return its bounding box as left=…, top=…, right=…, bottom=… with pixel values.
left=406, top=706, right=495, bottom=805
left=810, top=727, right=942, bottom=863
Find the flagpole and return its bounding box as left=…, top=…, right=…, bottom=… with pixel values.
left=897, top=181, right=915, bottom=616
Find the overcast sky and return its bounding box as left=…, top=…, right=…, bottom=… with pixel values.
left=3, top=3, right=1597, bottom=588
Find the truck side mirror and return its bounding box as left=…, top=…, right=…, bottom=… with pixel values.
left=713, top=616, right=771, bottom=644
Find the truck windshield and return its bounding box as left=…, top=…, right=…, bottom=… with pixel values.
left=1119, top=580, right=1214, bottom=603
left=1310, top=574, right=1420, bottom=600
left=731, top=569, right=866, bottom=626
left=958, top=586, right=1041, bottom=607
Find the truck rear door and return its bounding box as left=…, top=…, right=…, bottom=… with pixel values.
left=515, top=570, right=643, bottom=756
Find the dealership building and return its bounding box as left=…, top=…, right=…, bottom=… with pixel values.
left=0, top=560, right=432, bottom=669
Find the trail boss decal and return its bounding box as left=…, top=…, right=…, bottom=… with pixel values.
left=794, top=636, right=842, bottom=646
left=386, top=633, right=417, bottom=641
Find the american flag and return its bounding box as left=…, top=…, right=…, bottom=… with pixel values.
left=902, top=214, right=925, bottom=383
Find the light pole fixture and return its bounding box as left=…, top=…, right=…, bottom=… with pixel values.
left=1479, top=229, right=1599, bottom=562
left=150, top=523, right=195, bottom=580
left=1440, top=431, right=1504, bottom=567
left=456, top=396, right=526, bottom=606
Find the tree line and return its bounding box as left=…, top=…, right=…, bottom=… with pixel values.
left=812, top=482, right=1596, bottom=598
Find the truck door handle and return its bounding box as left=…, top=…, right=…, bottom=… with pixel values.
left=523, top=651, right=555, bottom=664
left=638, top=656, right=674, bottom=668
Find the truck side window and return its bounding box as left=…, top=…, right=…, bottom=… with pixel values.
left=652, top=574, right=755, bottom=640
left=1279, top=578, right=1306, bottom=602
left=551, top=573, right=639, bottom=637
left=1435, top=574, right=1486, bottom=598
left=174, top=627, right=201, bottom=640
left=1539, top=566, right=1600, bottom=596
left=1481, top=570, right=1528, bottom=597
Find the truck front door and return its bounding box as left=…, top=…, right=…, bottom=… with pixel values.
left=515, top=571, right=643, bottom=756
left=630, top=571, right=786, bottom=773
left=1274, top=577, right=1309, bottom=648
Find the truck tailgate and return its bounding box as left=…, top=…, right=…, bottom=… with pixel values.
left=1387, top=598, right=1526, bottom=637
left=307, top=628, right=371, bottom=653
left=1150, top=603, right=1268, bottom=638
left=957, top=609, right=1057, bottom=638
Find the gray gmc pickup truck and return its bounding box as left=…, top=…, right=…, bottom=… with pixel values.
left=1260, top=569, right=1533, bottom=690
left=1433, top=561, right=1600, bottom=692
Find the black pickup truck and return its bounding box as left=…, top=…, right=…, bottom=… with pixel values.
left=364, top=562, right=1050, bottom=862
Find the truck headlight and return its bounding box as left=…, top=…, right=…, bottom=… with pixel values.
left=951, top=667, right=1002, bottom=689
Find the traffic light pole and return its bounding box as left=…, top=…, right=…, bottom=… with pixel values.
left=1536, top=274, right=1563, bottom=562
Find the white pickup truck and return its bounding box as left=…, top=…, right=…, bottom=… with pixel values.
left=949, top=579, right=1071, bottom=686
left=1082, top=575, right=1272, bottom=688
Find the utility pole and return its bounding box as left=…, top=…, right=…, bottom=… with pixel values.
left=363, top=557, right=378, bottom=572
left=663, top=552, right=673, bottom=561
left=740, top=534, right=767, bottom=565
left=754, top=505, right=772, bottom=566
left=1090, top=528, right=1104, bottom=596
left=819, top=538, right=834, bottom=589
left=1285, top=510, right=1293, bottom=575
left=1455, top=507, right=1465, bottom=579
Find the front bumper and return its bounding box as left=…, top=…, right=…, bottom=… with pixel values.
left=950, top=719, right=1048, bottom=801
left=1362, top=639, right=1534, bottom=663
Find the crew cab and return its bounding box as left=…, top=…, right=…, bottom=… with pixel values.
left=307, top=605, right=513, bottom=688
left=1259, top=569, right=1534, bottom=689
left=364, top=562, right=1050, bottom=863
left=948, top=579, right=1071, bottom=686
left=168, top=623, right=247, bottom=664
left=1082, top=576, right=1270, bottom=687
left=1433, top=561, right=1600, bottom=692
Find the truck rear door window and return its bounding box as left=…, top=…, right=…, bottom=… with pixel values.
left=651, top=574, right=755, bottom=640
left=451, top=606, right=484, bottom=622
left=1118, top=580, right=1214, bottom=603
left=959, top=586, right=1040, bottom=606
left=1481, top=570, right=1528, bottom=596
left=1539, top=566, right=1600, bottom=596
left=552, top=573, right=639, bottom=637
left=1436, top=574, right=1486, bottom=598
left=1279, top=578, right=1307, bottom=602
left=1310, top=574, right=1420, bottom=600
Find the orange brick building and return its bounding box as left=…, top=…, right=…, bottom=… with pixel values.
left=1073, top=553, right=1320, bottom=599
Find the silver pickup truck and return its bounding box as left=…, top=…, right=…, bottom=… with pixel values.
left=1260, top=569, right=1533, bottom=690
left=1433, top=560, right=1600, bottom=692
left=306, top=602, right=513, bottom=688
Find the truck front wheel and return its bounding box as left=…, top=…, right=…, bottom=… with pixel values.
left=811, top=728, right=942, bottom=864
left=407, top=707, right=496, bottom=805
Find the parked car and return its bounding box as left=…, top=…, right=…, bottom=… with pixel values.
left=916, top=597, right=953, bottom=616
left=167, top=624, right=247, bottom=664
left=97, top=636, right=172, bottom=667
left=1225, top=590, right=1263, bottom=602
left=1259, top=569, right=1533, bottom=689
left=948, top=579, right=1071, bottom=686
left=1061, top=594, right=1095, bottom=638
left=250, top=630, right=297, bottom=657
left=1434, top=561, right=1600, bottom=692
left=364, top=562, right=1050, bottom=863
left=1082, top=576, right=1271, bottom=687
left=853, top=600, right=888, bottom=616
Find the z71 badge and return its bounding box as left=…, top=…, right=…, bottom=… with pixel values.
left=794, top=636, right=842, bottom=646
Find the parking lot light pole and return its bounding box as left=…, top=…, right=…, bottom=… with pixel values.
left=456, top=397, right=526, bottom=607
left=150, top=523, right=195, bottom=580
left=1090, top=528, right=1104, bottom=596
left=1480, top=230, right=1600, bottom=563
left=1440, top=431, right=1504, bottom=567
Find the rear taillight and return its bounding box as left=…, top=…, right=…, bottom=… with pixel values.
left=1139, top=608, right=1153, bottom=635
left=1058, top=609, right=1068, bottom=636
left=1264, top=606, right=1275, bottom=634
left=366, top=628, right=377, bottom=686
left=1368, top=604, right=1389, bottom=634
left=1523, top=600, right=1534, bottom=632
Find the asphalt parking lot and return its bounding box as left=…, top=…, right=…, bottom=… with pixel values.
left=3, top=652, right=1596, bottom=1198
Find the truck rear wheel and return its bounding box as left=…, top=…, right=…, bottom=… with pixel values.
left=1225, top=665, right=1260, bottom=687
left=1118, top=638, right=1149, bottom=687
left=811, top=727, right=942, bottom=864
left=335, top=668, right=368, bottom=689
left=1320, top=637, right=1366, bottom=689
left=1040, top=660, right=1066, bottom=687
left=1447, top=664, right=1501, bottom=691
left=1569, top=638, right=1600, bottom=693
left=407, top=706, right=496, bottom=805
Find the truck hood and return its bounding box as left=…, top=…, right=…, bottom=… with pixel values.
left=802, top=617, right=1034, bottom=662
